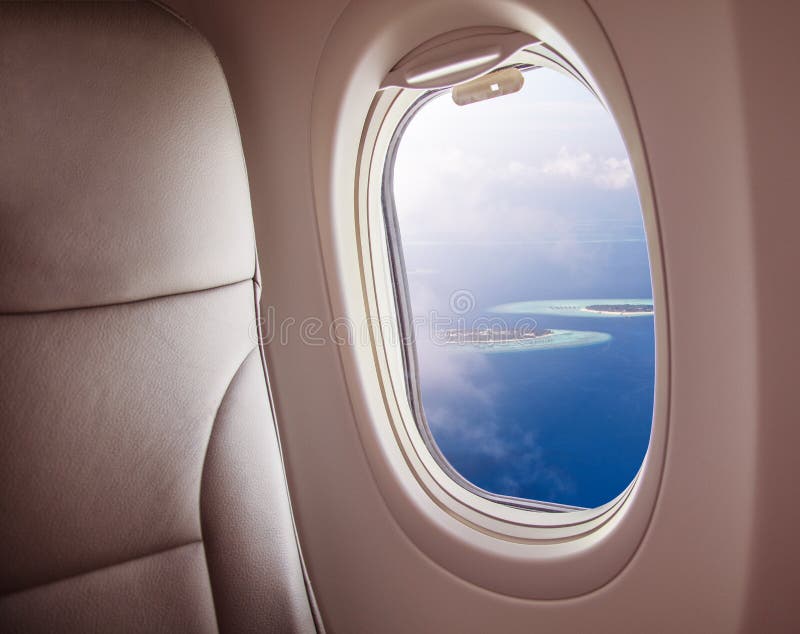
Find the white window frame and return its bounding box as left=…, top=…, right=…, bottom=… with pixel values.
left=310, top=4, right=670, bottom=599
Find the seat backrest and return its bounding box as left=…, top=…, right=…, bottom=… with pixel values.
left=0, top=2, right=317, bottom=632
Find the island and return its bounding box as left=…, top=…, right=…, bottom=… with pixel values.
left=489, top=298, right=654, bottom=318
left=439, top=327, right=553, bottom=345
left=584, top=303, right=654, bottom=316
left=437, top=327, right=611, bottom=353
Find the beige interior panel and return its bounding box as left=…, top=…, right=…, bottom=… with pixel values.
left=162, top=0, right=800, bottom=631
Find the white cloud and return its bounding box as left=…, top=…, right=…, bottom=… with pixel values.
left=409, top=324, right=575, bottom=497
left=423, top=384, right=575, bottom=496
left=393, top=142, right=635, bottom=245
left=540, top=147, right=633, bottom=190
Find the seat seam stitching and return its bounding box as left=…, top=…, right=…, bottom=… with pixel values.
left=1, top=539, right=203, bottom=599
left=0, top=277, right=253, bottom=317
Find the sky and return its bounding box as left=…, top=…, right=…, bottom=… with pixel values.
left=391, top=67, right=655, bottom=508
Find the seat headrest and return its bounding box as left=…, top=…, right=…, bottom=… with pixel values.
left=0, top=2, right=255, bottom=313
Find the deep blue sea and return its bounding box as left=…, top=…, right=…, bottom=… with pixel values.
left=419, top=315, right=654, bottom=508
left=409, top=241, right=655, bottom=509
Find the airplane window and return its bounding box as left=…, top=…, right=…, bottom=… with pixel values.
left=384, top=66, right=655, bottom=509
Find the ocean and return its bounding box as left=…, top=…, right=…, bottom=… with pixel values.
left=419, top=313, right=655, bottom=508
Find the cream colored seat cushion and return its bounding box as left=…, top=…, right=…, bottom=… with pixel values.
left=0, top=2, right=316, bottom=632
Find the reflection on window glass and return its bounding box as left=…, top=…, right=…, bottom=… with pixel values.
left=390, top=67, right=655, bottom=508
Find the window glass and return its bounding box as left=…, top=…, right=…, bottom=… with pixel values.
left=389, top=67, right=654, bottom=508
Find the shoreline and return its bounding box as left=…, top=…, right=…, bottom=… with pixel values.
left=443, top=329, right=612, bottom=353
left=580, top=307, right=654, bottom=317
left=490, top=298, right=654, bottom=318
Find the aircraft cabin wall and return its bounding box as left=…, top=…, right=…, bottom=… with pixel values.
left=164, top=0, right=800, bottom=631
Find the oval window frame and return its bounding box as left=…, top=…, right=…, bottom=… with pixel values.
left=380, top=52, right=645, bottom=515
left=370, top=45, right=660, bottom=532
left=310, top=0, right=670, bottom=599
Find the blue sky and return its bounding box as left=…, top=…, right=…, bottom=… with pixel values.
left=394, top=67, right=649, bottom=316
left=391, top=67, right=655, bottom=507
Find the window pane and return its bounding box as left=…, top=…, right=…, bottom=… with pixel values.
left=389, top=67, right=655, bottom=508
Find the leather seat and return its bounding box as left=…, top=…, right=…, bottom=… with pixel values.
left=0, top=2, right=317, bottom=632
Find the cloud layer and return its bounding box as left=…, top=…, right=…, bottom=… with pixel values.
left=539, top=148, right=633, bottom=190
